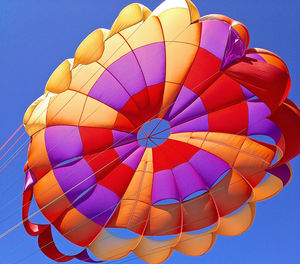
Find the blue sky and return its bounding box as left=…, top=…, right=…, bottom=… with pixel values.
left=0, top=0, right=299, bottom=263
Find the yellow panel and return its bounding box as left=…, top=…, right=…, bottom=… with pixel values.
left=69, top=62, right=105, bottom=95
left=24, top=96, right=43, bottom=125
left=89, top=229, right=140, bottom=260
left=73, top=28, right=107, bottom=68
left=47, top=90, right=87, bottom=127
left=79, top=96, right=118, bottom=128
left=250, top=175, right=283, bottom=202
left=121, top=16, right=164, bottom=50
left=25, top=92, right=54, bottom=136
left=186, top=0, right=200, bottom=23
left=165, top=23, right=201, bottom=47
left=165, top=42, right=198, bottom=83
left=158, top=8, right=191, bottom=42
left=98, top=33, right=132, bottom=68
left=175, top=231, right=216, bottom=256
left=118, top=21, right=143, bottom=42
left=217, top=203, right=256, bottom=236
left=45, top=60, right=72, bottom=94
left=107, top=4, right=151, bottom=39
left=133, top=236, right=178, bottom=264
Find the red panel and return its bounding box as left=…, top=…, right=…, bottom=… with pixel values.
left=114, top=112, right=136, bottom=132
left=148, top=82, right=165, bottom=117
left=184, top=47, right=221, bottom=90
left=100, top=164, right=134, bottom=197
left=201, top=73, right=245, bottom=113
left=79, top=127, right=113, bottom=156
left=84, top=149, right=120, bottom=181
left=119, top=97, right=144, bottom=127
left=120, top=84, right=165, bottom=127
left=208, top=101, right=248, bottom=134
left=152, top=139, right=199, bottom=172
left=224, top=57, right=290, bottom=111
left=130, top=87, right=150, bottom=121
left=269, top=100, right=300, bottom=167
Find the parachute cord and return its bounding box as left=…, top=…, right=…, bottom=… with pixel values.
left=0, top=130, right=27, bottom=164
left=0, top=124, right=23, bottom=153
left=0, top=140, right=30, bottom=174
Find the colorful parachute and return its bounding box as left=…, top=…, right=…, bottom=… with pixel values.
left=22, top=0, right=300, bottom=263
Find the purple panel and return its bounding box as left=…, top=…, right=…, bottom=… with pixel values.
left=268, top=164, right=291, bottom=186
left=241, top=85, right=255, bottom=99
left=246, top=53, right=266, bottom=62
left=112, top=130, right=137, bottom=146
left=74, top=184, right=120, bottom=226
left=152, top=170, right=180, bottom=204
left=221, top=28, right=245, bottom=69
left=114, top=141, right=140, bottom=162
left=248, top=100, right=271, bottom=124
left=247, top=101, right=281, bottom=142
left=75, top=250, right=103, bottom=263
left=134, top=42, right=166, bottom=86
left=45, top=126, right=83, bottom=167
left=122, top=146, right=145, bottom=170
left=88, top=70, right=130, bottom=111
left=24, top=169, right=37, bottom=191
left=169, top=97, right=206, bottom=127
left=54, top=158, right=96, bottom=203
left=173, top=162, right=207, bottom=200
left=200, top=20, right=230, bottom=59
left=189, top=150, right=230, bottom=188
left=108, top=51, right=146, bottom=96
left=170, top=115, right=208, bottom=133
left=165, top=86, right=198, bottom=121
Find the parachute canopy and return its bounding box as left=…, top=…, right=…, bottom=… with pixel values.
left=22, top=0, right=300, bottom=263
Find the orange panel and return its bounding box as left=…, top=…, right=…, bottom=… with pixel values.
left=210, top=170, right=252, bottom=217
left=182, top=193, right=218, bottom=232
left=123, top=149, right=153, bottom=204
left=159, top=82, right=183, bottom=118
left=33, top=170, right=71, bottom=223
left=53, top=207, right=102, bottom=247
left=144, top=203, right=182, bottom=236
left=107, top=200, right=150, bottom=234
left=28, top=129, right=52, bottom=179
left=234, top=138, right=275, bottom=186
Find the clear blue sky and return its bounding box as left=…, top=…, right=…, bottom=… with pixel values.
left=0, top=0, right=299, bottom=263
